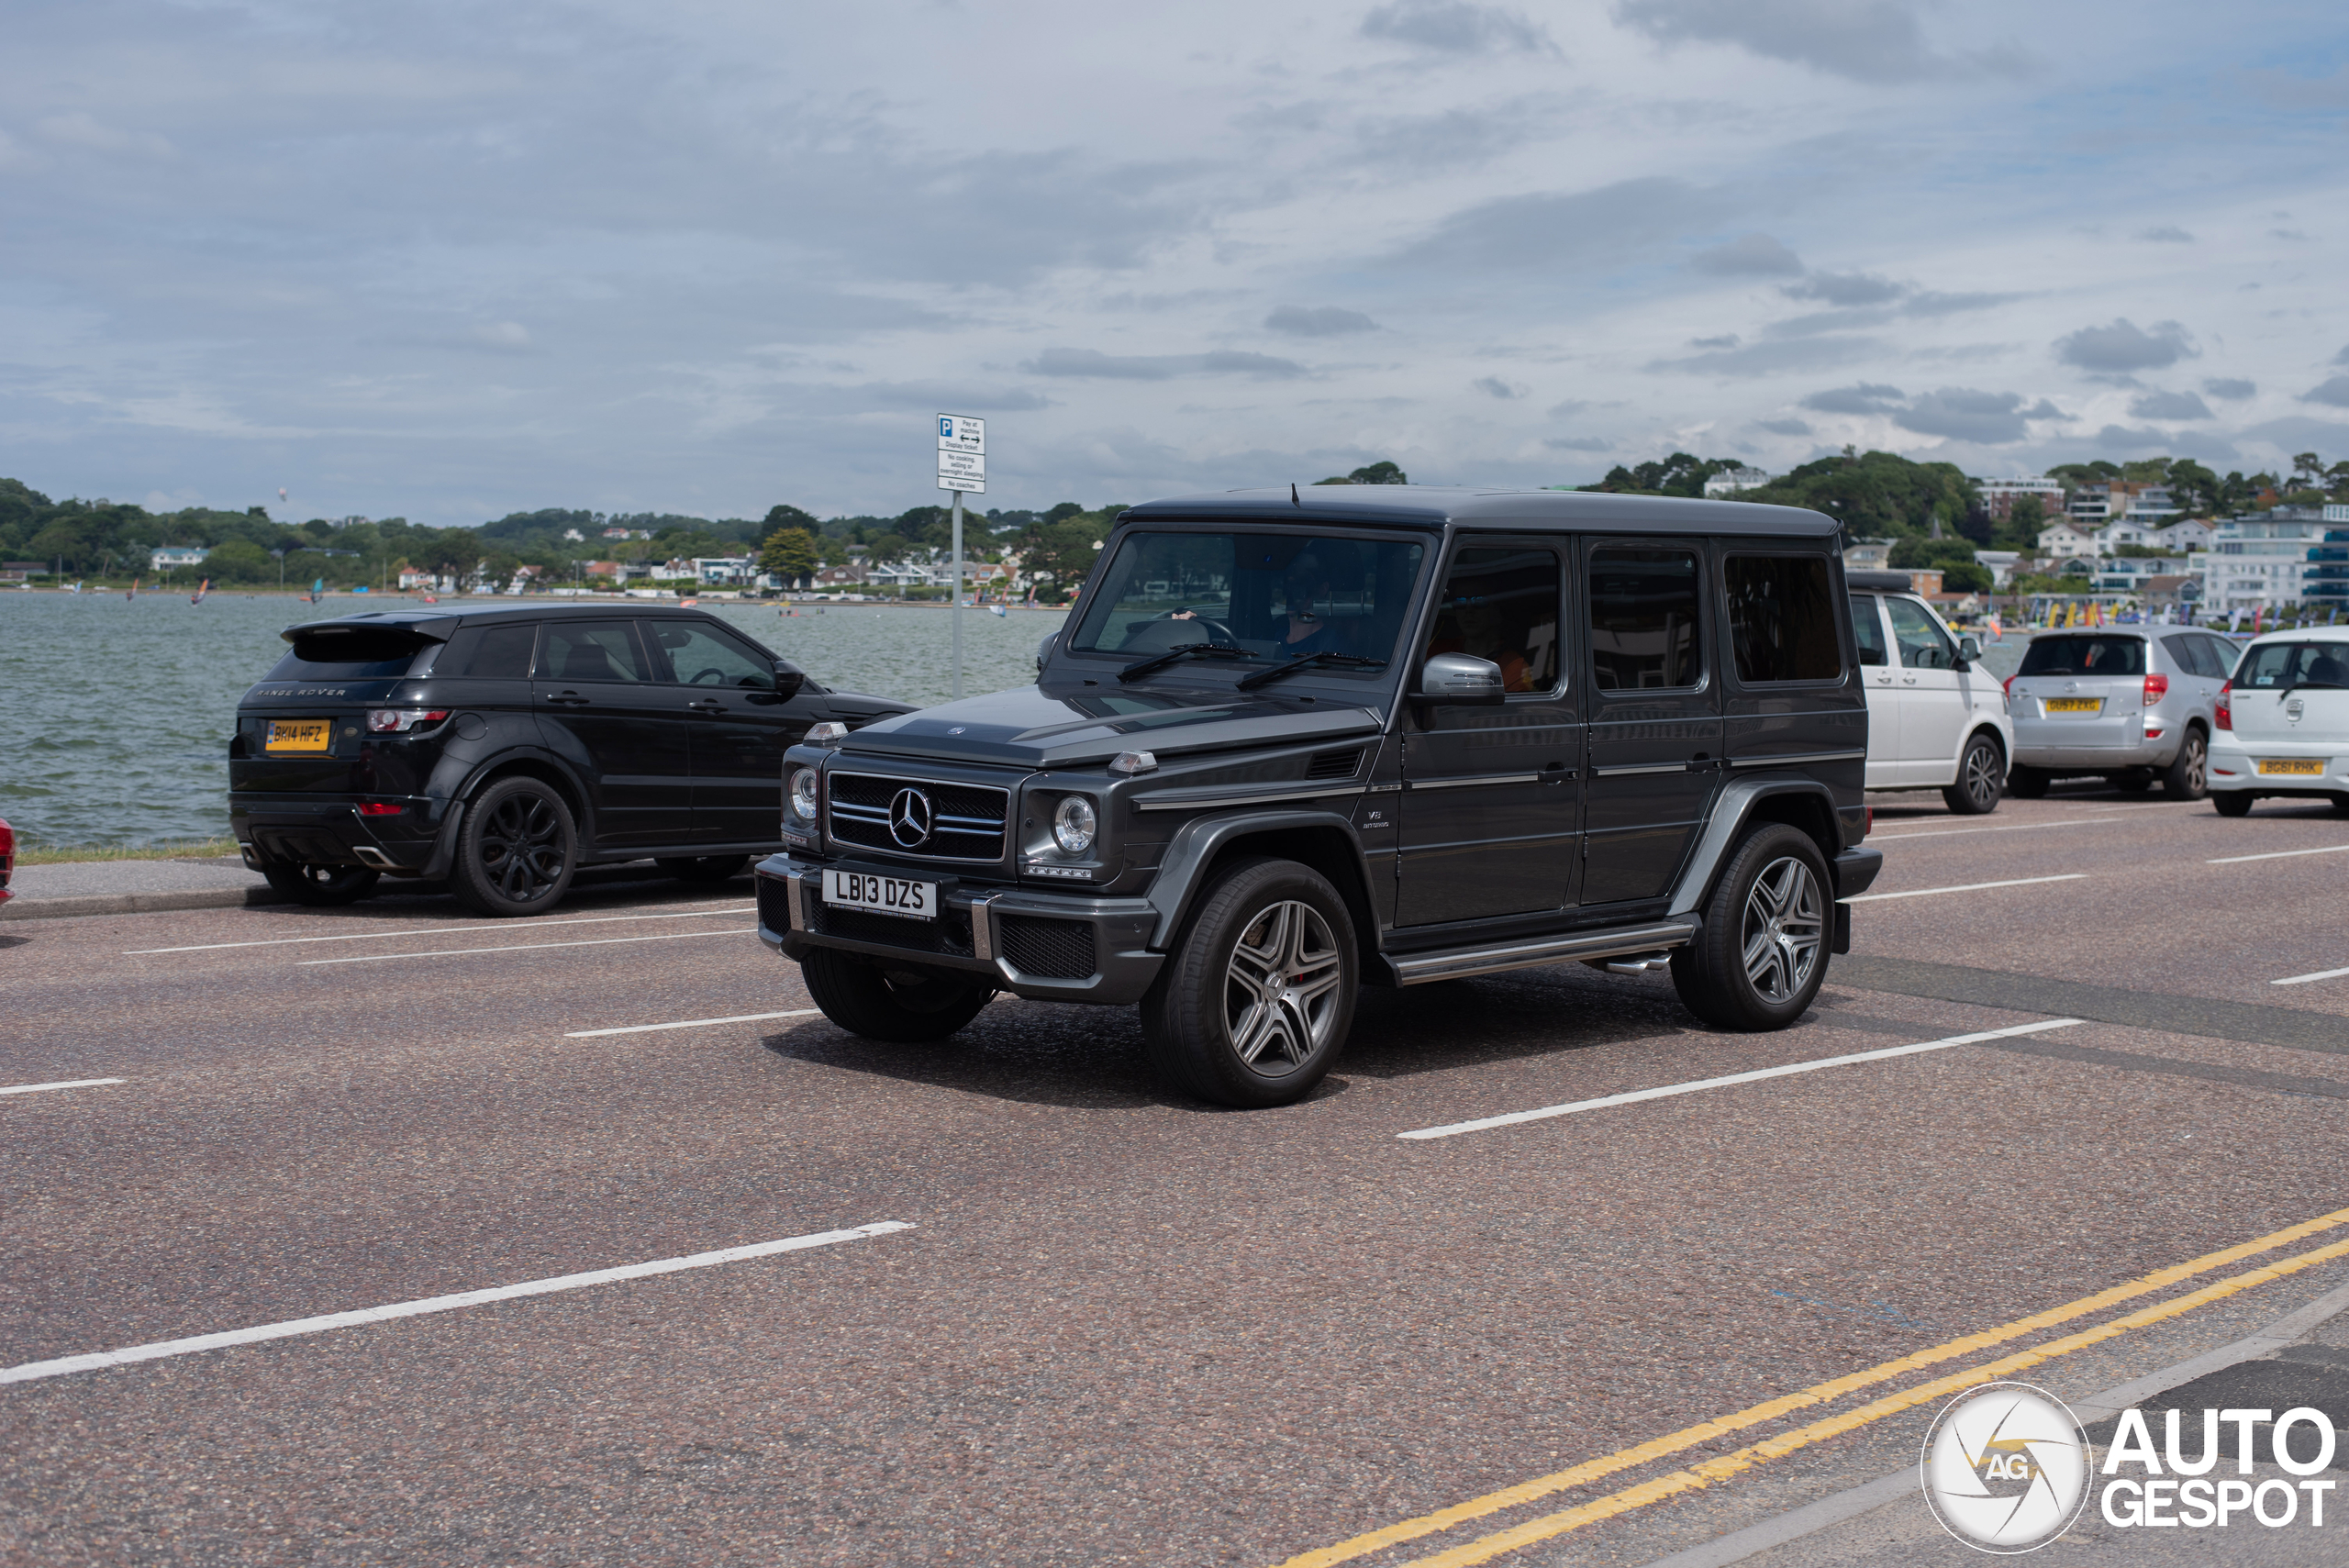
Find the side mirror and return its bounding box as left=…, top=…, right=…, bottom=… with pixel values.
left=1416, top=651, right=1505, bottom=706
left=773, top=658, right=807, bottom=700
left=1036, top=631, right=1059, bottom=674
left=1955, top=635, right=1980, bottom=670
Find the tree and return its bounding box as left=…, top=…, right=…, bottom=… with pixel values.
left=1942, top=562, right=1993, bottom=594
left=763, top=503, right=820, bottom=534
left=206, top=539, right=273, bottom=583
left=1314, top=460, right=1408, bottom=486
left=2165, top=459, right=2222, bottom=517
left=1888, top=537, right=1980, bottom=571
left=2291, top=452, right=2327, bottom=491
left=2001, top=494, right=2048, bottom=549
left=1581, top=452, right=1739, bottom=498
left=758, top=526, right=818, bottom=587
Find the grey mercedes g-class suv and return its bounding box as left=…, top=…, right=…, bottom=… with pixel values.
left=754, top=486, right=1882, bottom=1106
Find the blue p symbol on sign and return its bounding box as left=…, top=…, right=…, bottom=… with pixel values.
left=941, top=417, right=953, bottom=438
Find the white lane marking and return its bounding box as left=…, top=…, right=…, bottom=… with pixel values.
left=2273, top=965, right=2349, bottom=987
left=567, top=1009, right=821, bottom=1038
left=1397, top=1020, right=2086, bottom=1141
left=0, top=1221, right=914, bottom=1387
left=0, top=1078, right=126, bottom=1097
left=126, top=902, right=754, bottom=955
left=2208, top=844, right=2349, bottom=865
left=1871, top=817, right=2121, bottom=842
left=1842, top=873, right=2087, bottom=904
left=300, top=929, right=746, bottom=965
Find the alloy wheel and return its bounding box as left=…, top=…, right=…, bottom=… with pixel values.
left=1222, top=899, right=1344, bottom=1076
left=1741, top=855, right=1823, bottom=1005
left=2181, top=738, right=2206, bottom=793
left=1961, top=742, right=2002, bottom=810
left=478, top=791, right=567, bottom=902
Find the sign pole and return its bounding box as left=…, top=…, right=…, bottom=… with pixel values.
left=951, top=488, right=964, bottom=700
left=935, top=412, right=986, bottom=703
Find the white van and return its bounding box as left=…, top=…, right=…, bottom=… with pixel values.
left=2207, top=628, right=2349, bottom=816
left=1845, top=572, right=2015, bottom=814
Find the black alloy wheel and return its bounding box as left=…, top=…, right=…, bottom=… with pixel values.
left=800, top=948, right=992, bottom=1042
left=451, top=776, right=578, bottom=916
left=262, top=861, right=381, bottom=907
left=1943, top=733, right=2005, bottom=816
left=1671, top=823, right=1831, bottom=1031
left=2162, top=729, right=2209, bottom=800
left=656, top=855, right=751, bottom=884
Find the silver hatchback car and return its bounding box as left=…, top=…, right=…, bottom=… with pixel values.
left=2004, top=628, right=2236, bottom=799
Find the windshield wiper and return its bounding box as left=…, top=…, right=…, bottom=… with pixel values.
left=1234, top=651, right=1389, bottom=691
left=1118, top=643, right=1256, bottom=684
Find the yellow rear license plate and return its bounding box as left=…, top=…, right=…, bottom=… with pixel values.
left=264, top=718, right=333, bottom=753
left=2044, top=697, right=2101, bottom=714
left=2258, top=759, right=2325, bottom=776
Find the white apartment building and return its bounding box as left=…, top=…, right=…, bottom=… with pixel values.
left=2036, top=522, right=2101, bottom=558
left=2191, top=507, right=2349, bottom=612
left=150, top=546, right=209, bottom=570
left=1703, top=466, right=1773, bottom=498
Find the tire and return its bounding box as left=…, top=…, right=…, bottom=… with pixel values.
left=2111, top=772, right=2154, bottom=794
left=1671, top=824, right=1831, bottom=1031
left=2212, top=792, right=2254, bottom=817
left=2330, top=793, right=2349, bottom=815
left=2007, top=765, right=2050, bottom=799
left=1942, top=733, right=2004, bottom=815
left=450, top=776, right=578, bottom=916
left=1141, top=856, right=1358, bottom=1108
left=2162, top=729, right=2209, bottom=800
left=800, top=946, right=992, bottom=1042
left=262, top=861, right=381, bottom=907
left=656, top=855, right=751, bottom=884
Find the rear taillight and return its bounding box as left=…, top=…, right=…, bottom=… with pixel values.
left=2142, top=673, right=2168, bottom=706
left=365, top=708, right=449, bottom=733
left=356, top=802, right=406, bottom=816
left=1864, top=806, right=1873, bottom=838
left=2002, top=674, right=2017, bottom=699
left=0, top=818, right=13, bottom=883
left=2214, top=681, right=2232, bottom=731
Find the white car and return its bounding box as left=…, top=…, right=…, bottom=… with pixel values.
left=2207, top=627, right=2349, bottom=816
left=1845, top=572, right=2016, bottom=814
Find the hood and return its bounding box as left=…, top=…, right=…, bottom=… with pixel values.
left=835, top=683, right=1386, bottom=769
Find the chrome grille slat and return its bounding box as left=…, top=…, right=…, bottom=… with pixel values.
left=827, top=770, right=1009, bottom=863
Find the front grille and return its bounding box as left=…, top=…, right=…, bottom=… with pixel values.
left=758, top=875, right=793, bottom=933
left=810, top=903, right=975, bottom=959
left=1307, top=747, right=1364, bottom=781
left=997, top=915, right=1097, bottom=979
left=827, top=772, right=1008, bottom=862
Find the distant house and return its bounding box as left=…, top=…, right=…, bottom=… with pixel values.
left=1975, top=550, right=2021, bottom=587
left=1703, top=466, right=1773, bottom=498
left=692, top=556, right=755, bottom=586
left=1978, top=477, right=2065, bottom=521
left=150, top=546, right=209, bottom=571
left=814, top=565, right=864, bottom=588
left=1843, top=540, right=1894, bottom=573
left=2036, top=523, right=2101, bottom=559
left=2150, top=517, right=2213, bottom=553
left=2141, top=574, right=2201, bottom=614
left=1901, top=569, right=1944, bottom=598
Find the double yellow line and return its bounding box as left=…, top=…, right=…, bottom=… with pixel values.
left=1275, top=1205, right=2349, bottom=1568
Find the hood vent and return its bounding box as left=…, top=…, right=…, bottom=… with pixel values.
left=1307, top=747, right=1364, bottom=781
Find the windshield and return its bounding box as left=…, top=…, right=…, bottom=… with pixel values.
left=2238, top=641, right=2349, bottom=690
left=2016, top=635, right=2146, bottom=677
left=1069, top=530, right=1426, bottom=673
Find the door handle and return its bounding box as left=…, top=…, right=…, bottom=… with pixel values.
left=1538, top=762, right=1575, bottom=784
left=685, top=698, right=726, bottom=712
left=543, top=690, right=590, bottom=706
left=1685, top=753, right=1721, bottom=773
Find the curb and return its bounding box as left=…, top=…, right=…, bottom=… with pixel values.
left=1635, top=1276, right=2349, bottom=1568
left=1, top=887, right=290, bottom=922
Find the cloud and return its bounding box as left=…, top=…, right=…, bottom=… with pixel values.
left=1545, top=436, right=1611, bottom=451
left=1348, top=104, right=1546, bottom=173
left=1801, top=382, right=1906, bottom=414
left=2302, top=376, right=2349, bottom=408
left=2136, top=226, right=2194, bottom=243
left=1386, top=176, right=1718, bottom=273
left=2127, top=389, right=2212, bottom=420
left=1658, top=336, right=1883, bottom=376
left=1689, top=233, right=1804, bottom=277
left=2202, top=378, right=2257, bottom=401
left=1754, top=417, right=1813, bottom=436
left=35, top=111, right=174, bottom=160
left=1613, top=0, right=2001, bottom=82
left=1360, top=1, right=1555, bottom=54
left=849, top=382, right=1054, bottom=412
left=2335, top=346, right=2349, bottom=366
left=1473, top=375, right=1527, bottom=399
left=1689, top=333, right=1741, bottom=350
left=1264, top=305, right=1379, bottom=337
left=1021, top=348, right=1307, bottom=380
left=2054, top=318, right=2196, bottom=373
left=1904, top=291, right=2020, bottom=317
left=470, top=321, right=530, bottom=353
left=2089, top=425, right=2181, bottom=450
left=1893, top=388, right=2062, bottom=442
left=1784, top=271, right=1904, bottom=306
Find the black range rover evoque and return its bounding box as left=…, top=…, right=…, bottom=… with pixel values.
left=230, top=605, right=910, bottom=915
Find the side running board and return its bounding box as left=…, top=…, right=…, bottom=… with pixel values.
left=1386, top=919, right=1698, bottom=986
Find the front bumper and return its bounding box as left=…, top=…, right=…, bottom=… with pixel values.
left=228, top=792, right=454, bottom=874
left=754, top=853, right=1165, bottom=1005
left=2208, top=740, right=2347, bottom=795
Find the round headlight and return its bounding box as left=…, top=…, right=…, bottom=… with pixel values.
left=1051, top=795, right=1097, bottom=856
left=789, top=767, right=820, bottom=822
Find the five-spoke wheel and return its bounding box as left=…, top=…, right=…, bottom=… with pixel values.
left=451, top=776, right=578, bottom=916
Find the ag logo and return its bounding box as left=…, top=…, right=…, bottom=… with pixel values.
left=1920, top=1383, right=2090, bottom=1553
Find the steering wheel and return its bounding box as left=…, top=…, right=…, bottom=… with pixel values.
left=1163, top=609, right=1237, bottom=644
left=687, top=667, right=727, bottom=684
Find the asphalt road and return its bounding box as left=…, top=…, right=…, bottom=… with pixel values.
left=5, top=781, right=2349, bottom=1567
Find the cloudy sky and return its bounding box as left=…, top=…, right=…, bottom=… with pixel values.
left=5, top=0, right=2347, bottom=525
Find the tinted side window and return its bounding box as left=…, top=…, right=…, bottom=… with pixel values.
left=1848, top=595, right=1887, bottom=667
left=1589, top=546, right=1699, bottom=691
left=647, top=620, right=773, bottom=688
left=1884, top=597, right=1958, bottom=670
left=539, top=620, right=650, bottom=683
left=1424, top=545, right=1563, bottom=694
left=435, top=622, right=538, bottom=678
left=1725, top=555, right=1840, bottom=683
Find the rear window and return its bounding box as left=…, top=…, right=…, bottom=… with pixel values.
left=263, top=627, right=435, bottom=680
left=1725, top=555, right=1840, bottom=683
left=2016, top=635, right=2146, bottom=677
left=2237, top=641, right=2349, bottom=690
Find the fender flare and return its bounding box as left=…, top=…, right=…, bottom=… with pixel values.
left=1145, top=808, right=1373, bottom=950
left=1667, top=775, right=1845, bottom=917
left=445, top=748, right=598, bottom=847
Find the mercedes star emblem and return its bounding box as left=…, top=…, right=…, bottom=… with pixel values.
left=889, top=787, right=934, bottom=848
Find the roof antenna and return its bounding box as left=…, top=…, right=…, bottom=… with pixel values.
left=1291, top=482, right=1302, bottom=506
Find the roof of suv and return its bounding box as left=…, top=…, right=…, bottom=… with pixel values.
left=281, top=603, right=731, bottom=641
left=1119, top=485, right=1837, bottom=538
